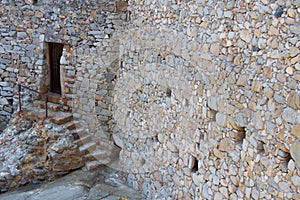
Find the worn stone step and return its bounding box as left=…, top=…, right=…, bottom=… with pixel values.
left=79, top=141, right=97, bottom=153
left=22, top=109, right=46, bottom=120
left=33, top=100, right=63, bottom=112
left=75, top=134, right=92, bottom=146
left=64, top=120, right=79, bottom=130
left=96, top=140, right=117, bottom=150
left=70, top=128, right=87, bottom=140
left=41, top=93, right=61, bottom=104
left=85, top=149, right=107, bottom=161
left=85, top=159, right=111, bottom=171
left=51, top=113, right=73, bottom=125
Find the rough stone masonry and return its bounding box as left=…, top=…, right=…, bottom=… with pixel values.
left=0, top=0, right=300, bottom=199
left=113, top=0, right=300, bottom=199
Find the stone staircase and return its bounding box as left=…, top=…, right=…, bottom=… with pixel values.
left=21, top=94, right=120, bottom=171
left=71, top=125, right=120, bottom=171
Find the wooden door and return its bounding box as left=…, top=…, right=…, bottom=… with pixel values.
left=49, top=43, right=63, bottom=94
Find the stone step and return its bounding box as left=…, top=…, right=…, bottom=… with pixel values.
left=85, top=149, right=108, bottom=161
left=41, top=93, right=61, bottom=104
left=75, top=134, right=92, bottom=146
left=79, top=141, right=97, bottom=153
left=21, top=109, right=46, bottom=120
left=96, top=140, right=117, bottom=150
left=85, top=159, right=111, bottom=171
left=51, top=113, right=73, bottom=125
left=70, top=128, right=87, bottom=140
left=64, top=120, right=79, bottom=130
left=33, top=100, right=63, bottom=112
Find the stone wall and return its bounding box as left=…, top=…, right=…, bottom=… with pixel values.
left=0, top=114, right=86, bottom=193
left=0, top=0, right=127, bottom=133
left=113, top=0, right=300, bottom=199
left=1, top=0, right=300, bottom=199
left=0, top=1, right=128, bottom=191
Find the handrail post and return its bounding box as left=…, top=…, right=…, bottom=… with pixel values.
left=45, top=96, right=48, bottom=118
left=18, top=84, right=22, bottom=112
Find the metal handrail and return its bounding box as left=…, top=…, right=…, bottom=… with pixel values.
left=18, top=84, right=48, bottom=118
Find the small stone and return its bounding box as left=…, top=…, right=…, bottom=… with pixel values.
left=295, top=63, right=300, bottom=70
left=294, top=74, right=300, bottom=81
left=219, top=138, right=232, bottom=152
left=268, top=26, right=279, bottom=35
left=230, top=176, right=239, bottom=186
left=213, top=148, right=224, bottom=159
left=214, top=192, right=223, bottom=200
left=258, top=38, right=267, bottom=49
left=219, top=187, right=228, bottom=198
left=291, top=124, right=300, bottom=140
left=166, top=141, right=179, bottom=153
left=291, top=175, right=300, bottom=186
left=282, top=107, right=298, bottom=123
left=252, top=188, right=260, bottom=200
left=245, top=178, right=254, bottom=187
left=291, top=142, right=300, bottom=168
left=274, top=6, right=283, bottom=18
left=294, top=194, right=300, bottom=200
left=276, top=73, right=286, bottom=83
left=240, top=30, right=252, bottom=43
left=287, top=8, right=296, bottom=18
left=252, top=46, right=260, bottom=52
left=264, top=67, right=272, bottom=78
left=288, top=159, right=295, bottom=171
left=90, top=10, right=97, bottom=18
left=34, top=11, right=43, bottom=18
left=290, top=47, right=300, bottom=57
left=261, top=0, right=268, bottom=4
left=291, top=55, right=300, bottom=65
left=287, top=91, right=300, bottom=110
left=210, top=43, right=221, bottom=55
left=226, top=1, right=236, bottom=10
left=208, top=96, right=218, bottom=110
left=192, top=173, right=201, bottom=186
left=245, top=187, right=251, bottom=199
left=253, top=112, right=264, bottom=130
left=202, top=183, right=210, bottom=199
left=252, top=80, right=263, bottom=92
left=216, top=112, right=227, bottom=127
left=187, top=27, right=198, bottom=37
left=237, top=75, right=248, bottom=86
left=286, top=67, right=293, bottom=75
left=0, top=98, right=9, bottom=105
left=291, top=25, right=300, bottom=35
left=278, top=182, right=291, bottom=193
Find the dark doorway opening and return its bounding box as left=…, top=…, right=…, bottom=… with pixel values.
left=48, top=42, right=63, bottom=94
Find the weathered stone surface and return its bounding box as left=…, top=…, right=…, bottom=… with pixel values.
left=287, top=91, right=300, bottom=110
left=0, top=168, right=141, bottom=200
left=240, top=30, right=252, bottom=43
left=219, top=138, right=233, bottom=152
left=291, top=124, right=300, bottom=140
left=278, top=182, right=291, bottom=193
left=291, top=142, right=300, bottom=168
left=291, top=175, right=300, bottom=187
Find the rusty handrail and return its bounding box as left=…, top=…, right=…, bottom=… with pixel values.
left=18, top=84, right=48, bottom=118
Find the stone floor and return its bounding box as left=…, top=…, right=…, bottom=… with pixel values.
left=0, top=166, right=142, bottom=200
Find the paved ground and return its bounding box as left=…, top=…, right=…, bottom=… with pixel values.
left=0, top=167, right=142, bottom=200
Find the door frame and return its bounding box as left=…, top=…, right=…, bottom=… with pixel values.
left=46, top=42, right=64, bottom=95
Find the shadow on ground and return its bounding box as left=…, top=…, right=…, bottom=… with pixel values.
left=0, top=166, right=142, bottom=200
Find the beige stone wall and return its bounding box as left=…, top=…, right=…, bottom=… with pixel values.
left=113, top=0, right=300, bottom=199
left=0, top=0, right=127, bottom=193
left=0, top=0, right=127, bottom=132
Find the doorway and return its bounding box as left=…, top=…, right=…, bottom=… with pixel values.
left=48, top=42, right=63, bottom=94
